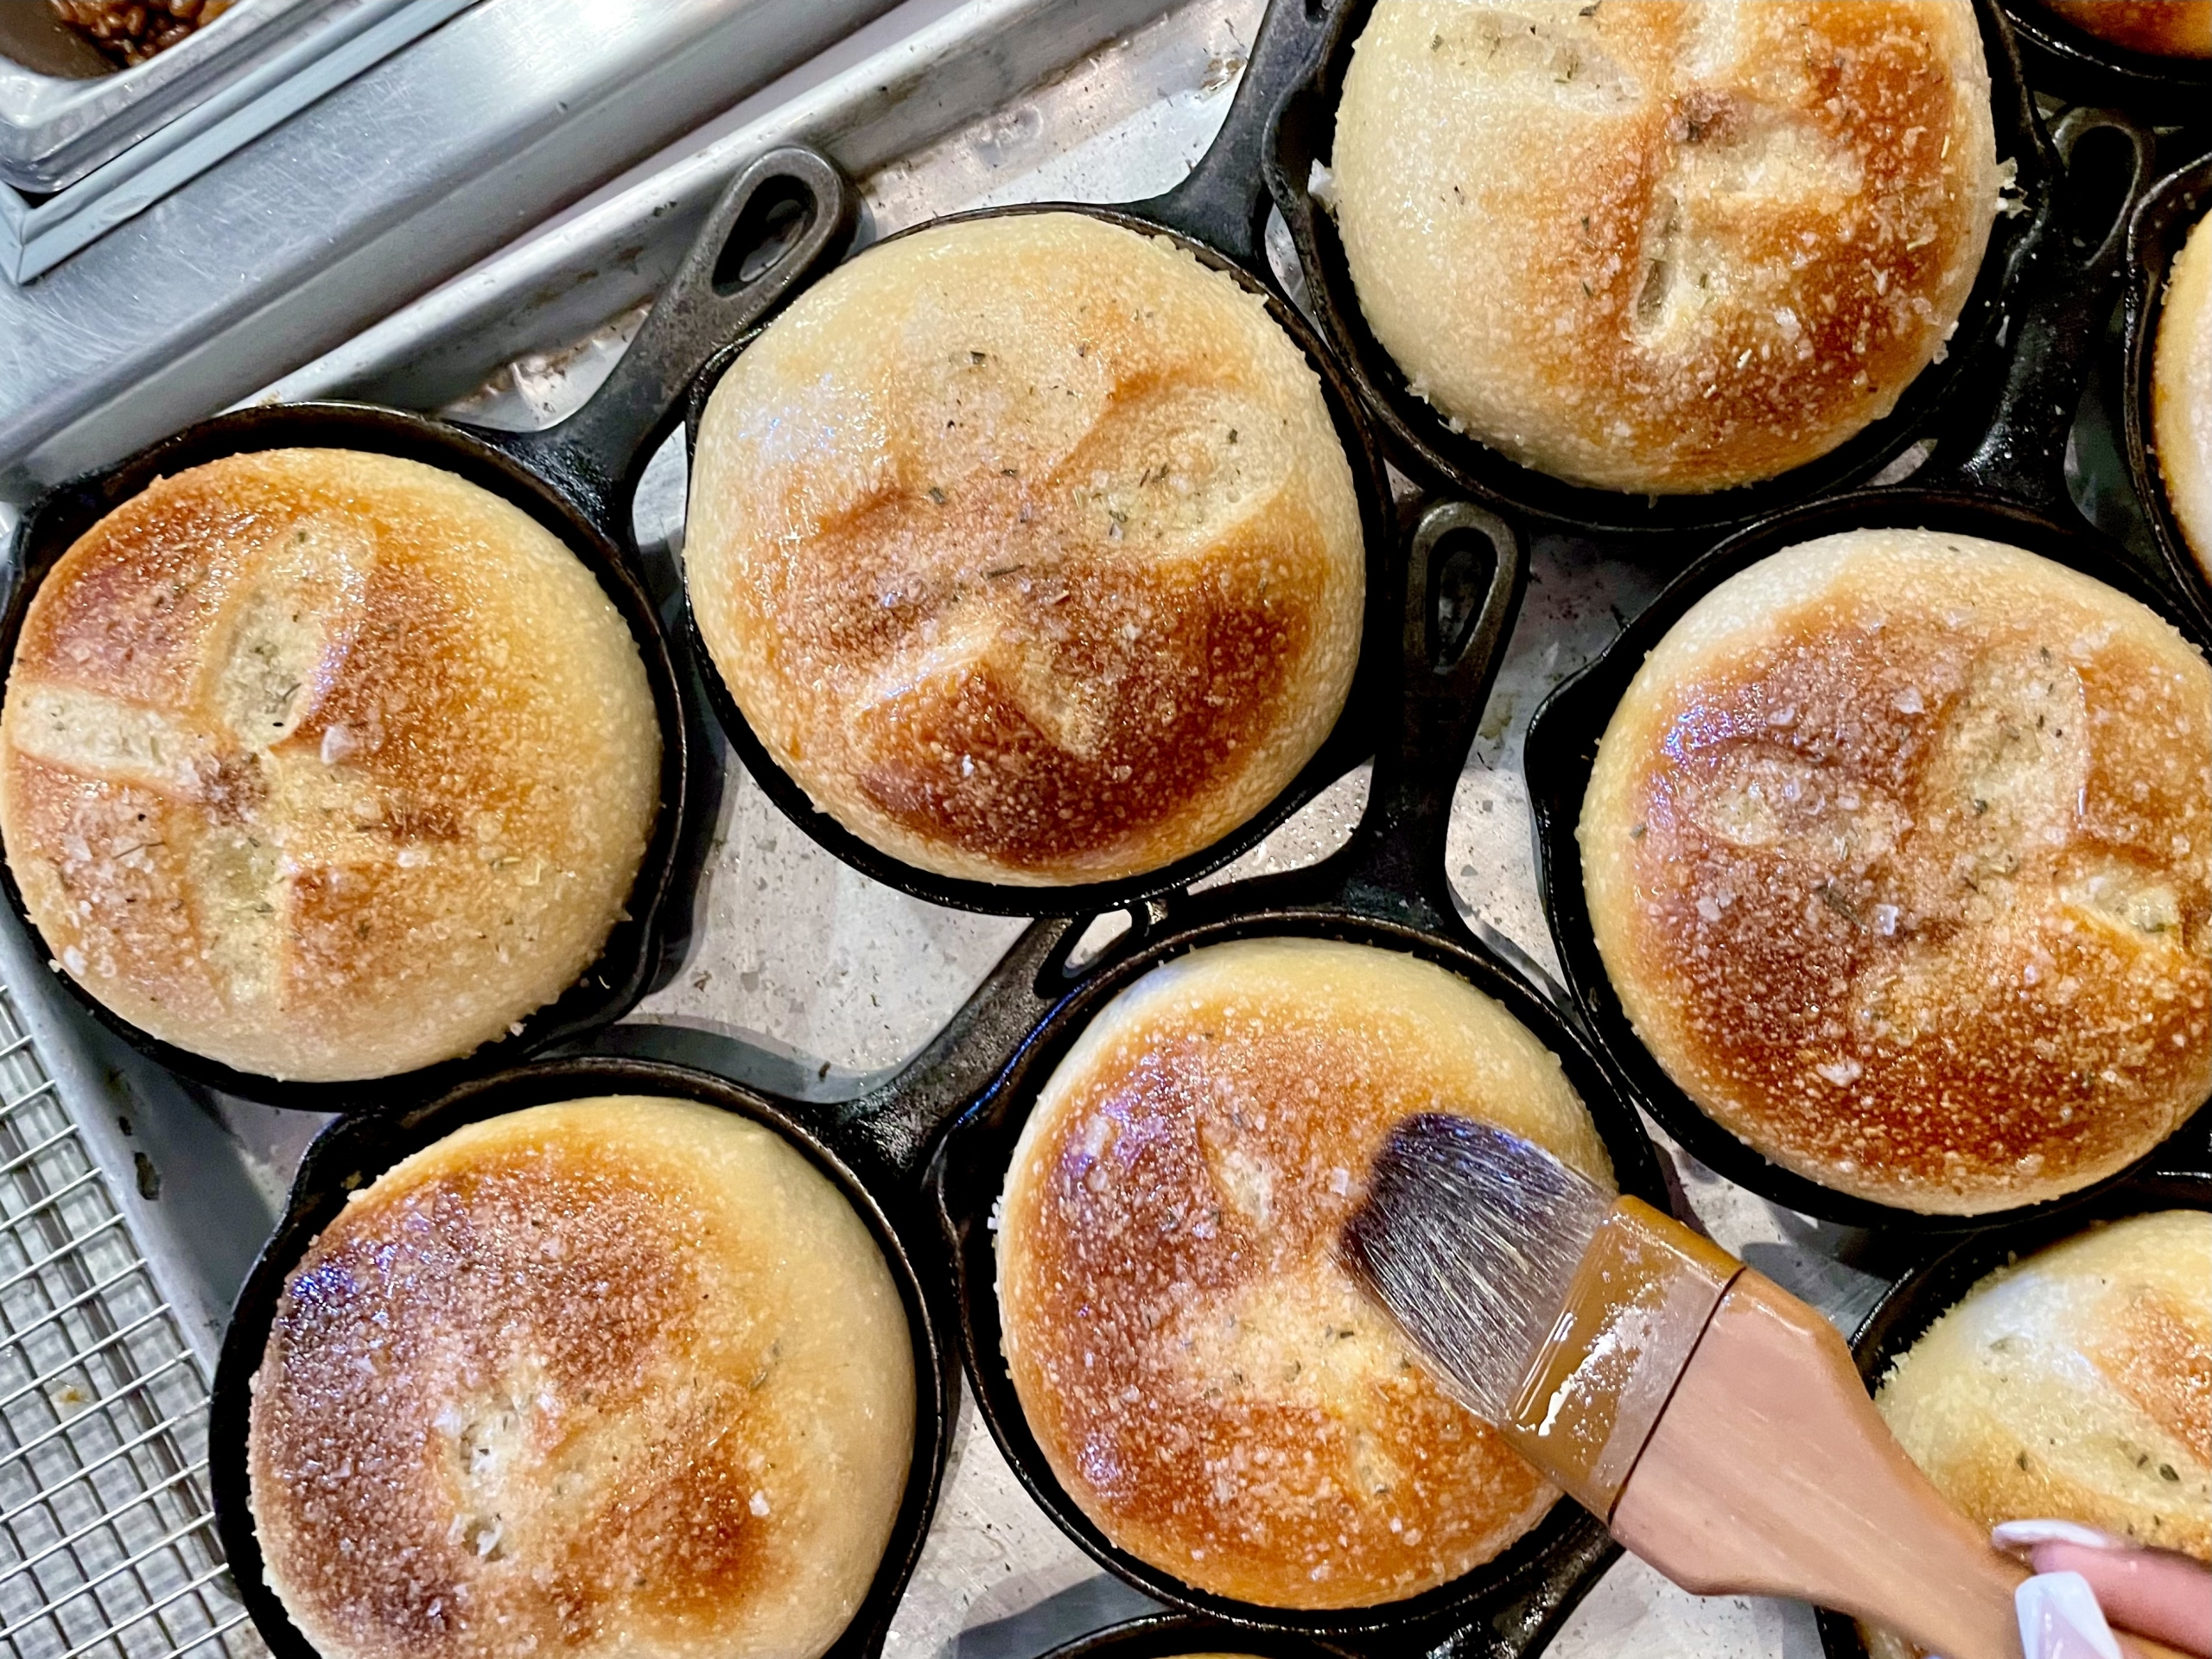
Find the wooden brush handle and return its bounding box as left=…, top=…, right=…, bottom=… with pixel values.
left=1611, top=1270, right=2028, bottom=1659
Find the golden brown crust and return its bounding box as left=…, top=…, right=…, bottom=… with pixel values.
left=1330, top=0, right=2001, bottom=493
left=2038, top=1, right=2211, bottom=56
left=248, top=1097, right=916, bottom=1659
left=1876, top=1209, right=2211, bottom=1560
left=0, top=449, right=660, bottom=1081
left=995, top=938, right=1614, bottom=1609
left=1580, top=531, right=2212, bottom=1214
left=687, top=213, right=1364, bottom=887
left=2155, top=209, right=2212, bottom=582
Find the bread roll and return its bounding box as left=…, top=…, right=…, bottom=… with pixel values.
left=249, top=1096, right=916, bottom=1659
left=995, top=938, right=1614, bottom=1609
left=1861, top=1208, right=2210, bottom=1659
left=1329, top=1, right=2001, bottom=493
left=0, top=449, right=659, bottom=1081
left=2037, top=1, right=2210, bottom=56
left=1580, top=530, right=2211, bottom=1214
left=687, top=213, right=1364, bottom=887
left=1880, top=1209, right=2210, bottom=1560
left=2156, top=207, right=2212, bottom=582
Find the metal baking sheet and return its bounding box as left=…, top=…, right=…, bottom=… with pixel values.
left=0, top=0, right=336, bottom=193
left=0, top=0, right=482, bottom=286
left=6, top=0, right=2142, bottom=1653
left=0, top=0, right=908, bottom=503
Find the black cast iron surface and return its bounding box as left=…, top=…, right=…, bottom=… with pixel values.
left=675, top=0, right=1403, bottom=919
left=37, top=4, right=2212, bottom=1656
left=207, top=1052, right=962, bottom=1659
left=1997, top=1, right=2212, bottom=124
left=209, top=495, right=1679, bottom=1659
left=2123, top=144, right=2212, bottom=638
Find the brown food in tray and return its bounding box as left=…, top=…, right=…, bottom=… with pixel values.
left=48, top=0, right=236, bottom=68
left=687, top=211, right=1365, bottom=888
left=2156, top=208, right=2212, bottom=582
left=248, top=1096, right=917, bottom=1659
left=995, top=938, right=1616, bottom=1609
left=1579, top=529, right=2212, bottom=1216
left=1326, top=0, right=2003, bottom=494
left=2037, top=0, right=2212, bottom=57
left=0, top=448, right=660, bottom=1082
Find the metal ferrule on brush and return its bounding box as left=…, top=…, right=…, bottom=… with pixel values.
left=1499, top=1198, right=1742, bottom=1519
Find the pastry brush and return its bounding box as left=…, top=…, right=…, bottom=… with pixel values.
left=1341, top=1114, right=2185, bottom=1659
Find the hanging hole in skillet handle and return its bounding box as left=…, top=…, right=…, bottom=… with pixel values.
left=1333, top=500, right=1527, bottom=925
left=1943, top=106, right=2156, bottom=519
left=493, top=146, right=859, bottom=534
left=1407, top=502, right=1524, bottom=714
left=714, top=171, right=824, bottom=292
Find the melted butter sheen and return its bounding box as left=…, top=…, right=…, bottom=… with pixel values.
left=1582, top=530, right=2212, bottom=1214
left=995, top=938, right=1614, bottom=1610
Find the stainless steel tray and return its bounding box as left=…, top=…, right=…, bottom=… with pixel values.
left=0, top=0, right=2119, bottom=1652
left=0, top=0, right=906, bottom=503
left=0, top=0, right=480, bottom=286
left=0, top=0, right=336, bottom=193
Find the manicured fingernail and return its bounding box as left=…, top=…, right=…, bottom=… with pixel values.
left=2017, top=1571, right=2123, bottom=1659
left=1993, top=1520, right=2125, bottom=1553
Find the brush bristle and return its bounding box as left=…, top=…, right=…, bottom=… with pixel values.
left=1341, top=1114, right=1614, bottom=1423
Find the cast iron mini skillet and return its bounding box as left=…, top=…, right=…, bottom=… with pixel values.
left=1997, top=2, right=2212, bottom=124
left=1812, top=1161, right=2212, bottom=1659
left=207, top=1052, right=958, bottom=1659
left=676, top=0, right=1397, bottom=919
left=1524, top=109, right=2210, bottom=1234
left=0, top=149, right=856, bottom=1111
left=1261, top=0, right=2064, bottom=544
left=2122, top=148, right=2212, bottom=637
left=211, top=503, right=1675, bottom=1659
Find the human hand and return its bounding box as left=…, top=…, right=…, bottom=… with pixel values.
left=1996, top=1521, right=2212, bottom=1659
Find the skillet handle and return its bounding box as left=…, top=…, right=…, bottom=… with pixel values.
left=1329, top=500, right=1527, bottom=928
left=1936, top=107, right=2155, bottom=518
left=492, top=146, right=857, bottom=533
left=819, top=917, right=1082, bottom=1190
left=1135, top=0, right=1338, bottom=269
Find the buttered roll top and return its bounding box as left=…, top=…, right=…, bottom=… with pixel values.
left=995, top=938, right=1615, bottom=1610
left=1878, top=1209, right=2211, bottom=1558
left=0, top=449, right=660, bottom=1081
left=1328, top=0, right=2002, bottom=493
left=1580, top=531, right=2212, bottom=1215
left=2155, top=207, right=2212, bottom=582
left=248, top=1097, right=917, bottom=1659
left=687, top=212, right=1366, bottom=887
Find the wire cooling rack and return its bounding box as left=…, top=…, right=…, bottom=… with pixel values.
left=0, top=982, right=253, bottom=1659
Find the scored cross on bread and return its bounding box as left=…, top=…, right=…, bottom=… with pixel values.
left=686, top=212, right=1366, bottom=888
left=1329, top=0, right=2003, bottom=494
left=0, top=449, right=660, bottom=1083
